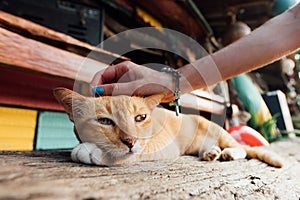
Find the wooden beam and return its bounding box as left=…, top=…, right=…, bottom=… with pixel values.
left=0, top=27, right=107, bottom=83
left=0, top=10, right=127, bottom=64
left=181, top=93, right=225, bottom=115
left=0, top=138, right=299, bottom=199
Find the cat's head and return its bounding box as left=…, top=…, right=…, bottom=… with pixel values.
left=53, top=87, right=164, bottom=158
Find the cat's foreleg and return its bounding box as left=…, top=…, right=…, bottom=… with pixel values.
left=71, top=143, right=103, bottom=165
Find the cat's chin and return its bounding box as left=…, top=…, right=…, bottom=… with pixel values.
left=118, top=147, right=141, bottom=157
left=110, top=142, right=142, bottom=160
left=130, top=140, right=142, bottom=154
left=107, top=150, right=136, bottom=162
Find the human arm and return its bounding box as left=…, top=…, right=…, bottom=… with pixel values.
left=91, top=3, right=300, bottom=100
left=178, top=3, right=300, bottom=93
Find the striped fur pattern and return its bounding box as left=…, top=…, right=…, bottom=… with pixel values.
left=53, top=88, right=283, bottom=167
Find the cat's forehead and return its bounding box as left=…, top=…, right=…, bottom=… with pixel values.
left=94, top=95, right=147, bottom=113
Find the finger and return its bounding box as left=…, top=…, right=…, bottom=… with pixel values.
left=91, top=62, right=136, bottom=86
left=100, top=61, right=140, bottom=83
left=92, top=82, right=175, bottom=102
left=90, top=66, right=118, bottom=86
left=101, top=65, right=127, bottom=83
left=90, top=65, right=118, bottom=85
left=90, top=70, right=105, bottom=86
left=93, top=82, right=137, bottom=96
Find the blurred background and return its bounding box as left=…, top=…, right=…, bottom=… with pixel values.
left=0, top=0, right=300, bottom=150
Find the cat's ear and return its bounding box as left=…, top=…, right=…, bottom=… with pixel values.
left=53, top=87, right=86, bottom=121
left=145, top=94, right=165, bottom=110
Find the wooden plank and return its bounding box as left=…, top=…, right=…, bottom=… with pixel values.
left=0, top=10, right=127, bottom=64
left=0, top=27, right=108, bottom=82
left=191, top=89, right=225, bottom=104
left=181, top=93, right=225, bottom=115
left=0, top=138, right=299, bottom=199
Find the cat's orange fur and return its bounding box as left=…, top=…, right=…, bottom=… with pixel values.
left=53, top=87, right=283, bottom=167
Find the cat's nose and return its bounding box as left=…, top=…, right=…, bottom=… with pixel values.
left=121, top=137, right=137, bottom=149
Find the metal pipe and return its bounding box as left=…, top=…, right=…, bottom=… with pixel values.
left=185, top=0, right=221, bottom=49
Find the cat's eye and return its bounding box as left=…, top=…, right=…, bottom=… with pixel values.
left=97, top=118, right=115, bottom=126
left=135, top=114, right=147, bottom=122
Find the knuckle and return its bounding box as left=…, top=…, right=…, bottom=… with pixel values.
left=111, top=84, right=119, bottom=95
left=121, top=60, right=133, bottom=67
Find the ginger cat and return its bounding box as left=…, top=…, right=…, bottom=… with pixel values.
left=53, top=88, right=283, bottom=167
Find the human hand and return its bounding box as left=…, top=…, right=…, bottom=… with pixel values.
left=90, top=61, right=175, bottom=102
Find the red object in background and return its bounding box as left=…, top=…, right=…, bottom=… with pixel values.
left=227, top=125, right=269, bottom=147
left=0, top=67, right=73, bottom=111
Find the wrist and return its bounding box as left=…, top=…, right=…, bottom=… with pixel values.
left=160, top=67, right=182, bottom=116
left=159, top=67, right=179, bottom=100
left=177, top=64, right=198, bottom=93
left=178, top=56, right=218, bottom=92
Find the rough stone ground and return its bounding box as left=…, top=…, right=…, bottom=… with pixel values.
left=0, top=138, right=299, bottom=200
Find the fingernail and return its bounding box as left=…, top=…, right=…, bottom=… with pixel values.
left=92, top=87, right=104, bottom=96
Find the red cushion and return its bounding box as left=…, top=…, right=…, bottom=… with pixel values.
left=227, top=125, right=269, bottom=146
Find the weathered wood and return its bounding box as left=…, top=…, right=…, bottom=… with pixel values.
left=0, top=138, right=299, bottom=199
left=0, top=27, right=106, bottom=82
left=0, top=10, right=127, bottom=64
left=0, top=27, right=109, bottom=110
left=0, top=66, right=73, bottom=111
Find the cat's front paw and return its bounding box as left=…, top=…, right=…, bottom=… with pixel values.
left=202, top=146, right=222, bottom=161
left=221, top=147, right=246, bottom=161
left=71, top=143, right=103, bottom=165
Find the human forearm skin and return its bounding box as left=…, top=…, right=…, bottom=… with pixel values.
left=179, top=3, right=300, bottom=93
